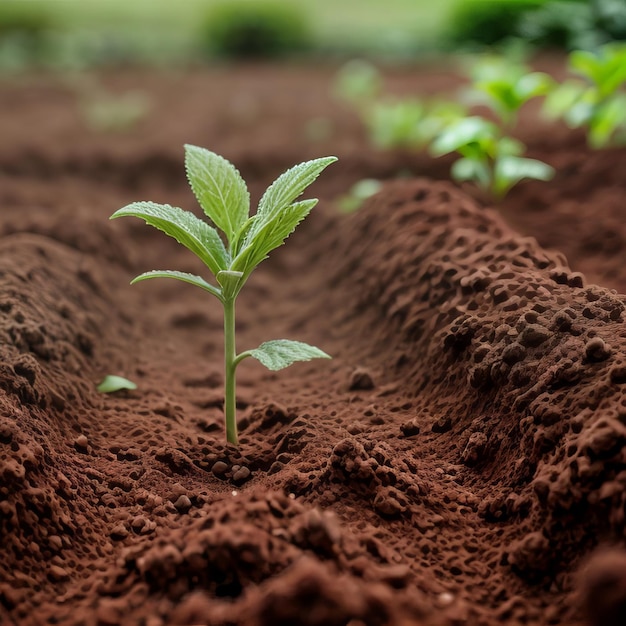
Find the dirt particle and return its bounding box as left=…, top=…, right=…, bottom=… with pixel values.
left=432, top=416, right=452, bottom=433
left=48, top=565, right=70, bottom=582
left=348, top=368, right=375, bottom=391
left=461, top=431, right=488, bottom=466
left=400, top=419, right=420, bottom=437
left=232, top=466, right=251, bottom=484
left=579, top=548, right=626, bottom=626
left=519, top=324, right=552, bottom=348
left=373, top=487, right=407, bottom=517
left=48, top=535, right=63, bottom=551
left=74, top=435, right=89, bottom=451
left=610, top=365, right=626, bottom=385
left=173, top=494, right=192, bottom=513
left=131, top=515, right=147, bottom=531
left=211, top=461, right=229, bottom=477
left=585, top=337, right=612, bottom=362
left=110, top=524, right=129, bottom=540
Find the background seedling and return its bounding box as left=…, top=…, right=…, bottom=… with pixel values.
left=337, top=178, right=382, bottom=213
left=430, top=116, right=554, bottom=199
left=465, top=54, right=553, bottom=127
left=544, top=43, right=626, bottom=147
left=111, top=146, right=335, bottom=445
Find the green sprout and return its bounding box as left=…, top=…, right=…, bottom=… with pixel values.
left=430, top=116, right=554, bottom=199
left=466, top=55, right=553, bottom=127
left=544, top=43, right=626, bottom=148
left=111, top=146, right=336, bottom=445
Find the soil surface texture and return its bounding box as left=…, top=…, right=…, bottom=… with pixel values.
left=0, top=60, right=625, bottom=626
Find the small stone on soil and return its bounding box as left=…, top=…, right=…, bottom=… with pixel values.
left=211, top=461, right=229, bottom=477
left=232, top=466, right=251, bottom=484
left=348, top=367, right=375, bottom=391
left=173, top=495, right=192, bottom=513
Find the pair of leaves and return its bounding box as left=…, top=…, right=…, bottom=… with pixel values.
left=473, top=72, right=553, bottom=125
left=432, top=116, right=554, bottom=198
left=451, top=154, right=554, bottom=198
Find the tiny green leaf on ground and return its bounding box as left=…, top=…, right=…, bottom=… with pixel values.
left=97, top=375, right=137, bottom=393
left=246, top=339, right=331, bottom=371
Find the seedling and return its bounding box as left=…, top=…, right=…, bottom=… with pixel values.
left=111, top=146, right=335, bottom=445
left=333, top=59, right=382, bottom=108
left=430, top=116, right=554, bottom=198
left=466, top=55, right=553, bottom=127
left=67, top=74, right=150, bottom=133
left=544, top=43, right=626, bottom=147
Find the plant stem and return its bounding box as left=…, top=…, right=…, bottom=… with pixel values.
left=223, top=296, right=238, bottom=446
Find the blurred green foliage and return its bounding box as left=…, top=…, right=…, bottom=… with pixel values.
left=446, top=0, right=626, bottom=50
left=0, top=1, right=54, bottom=69
left=446, top=0, right=545, bottom=47
left=202, top=1, right=311, bottom=59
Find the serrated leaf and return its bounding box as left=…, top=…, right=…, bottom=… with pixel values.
left=185, top=144, right=250, bottom=244
left=111, top=202, right=229, bottom=276
left=246, top=339, right=330, bottom=371
left=232, top=199, right=317, bottom=277
left=97, top=375, right=137, bottom=393
left=131, top=270, right=222, bottom=299
left=247, top=157, right=337, bottom=244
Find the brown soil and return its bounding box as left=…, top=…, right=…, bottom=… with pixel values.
left=0, top=60, right=625, bottom=626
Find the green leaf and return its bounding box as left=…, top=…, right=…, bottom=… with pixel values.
left=570, top=50, right=602, bottom=85
left=430, top=117, right=497, bottom=157
left=543, top=81, right=586, bottom=120
left=515, top=72, right=553, bottom=100
left=97, top=375, right=137, bottom=393
left=451, top=157, right=491, bottom=190
left=232, top=199, right=317, bottom=277
left=246, top=339, right=331, bottom=371
left=111, top=202, right=229, bottom=276
left=131, top=270, right=222, bottom=299
left=494, top=155, right=554, bottom=198
left=589, top=96, right=626, bottom=148
left=184, top=144, right=250, bottom=244
left=248, top=156, right=337, bottom=243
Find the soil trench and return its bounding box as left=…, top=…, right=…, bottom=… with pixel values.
left=0, top=64, right=625, bottom=626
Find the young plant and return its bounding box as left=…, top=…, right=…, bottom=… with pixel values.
left=430, top=116, right=554, bottom=199
left=543, top=43, right=626, bottom=148
left=111, top=146, right=336, bottom=445
left=466, top=55, right=553, bottom=127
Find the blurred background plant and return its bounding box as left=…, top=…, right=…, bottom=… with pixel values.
left=543, top=43, right=626, bottom=147
left=0, top=0, right=625, bottom=72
